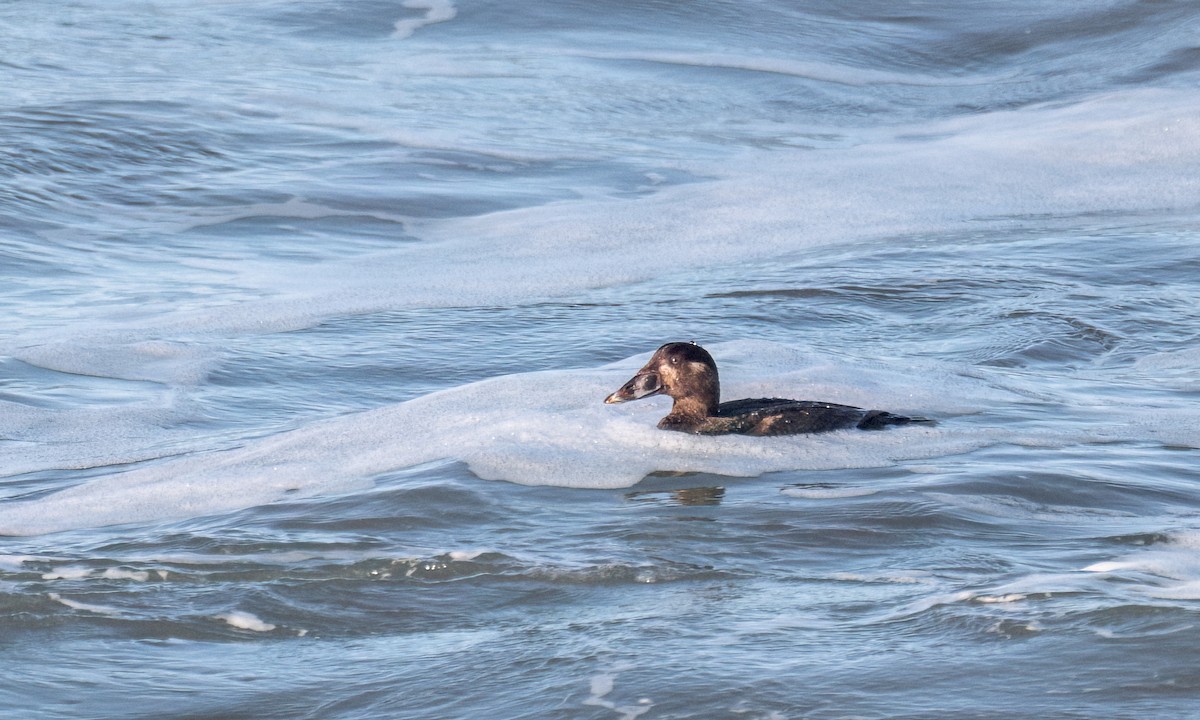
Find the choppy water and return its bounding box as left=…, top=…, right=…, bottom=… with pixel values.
left=2, top=1, right=1200, bottom=718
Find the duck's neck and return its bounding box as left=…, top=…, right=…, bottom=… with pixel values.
left=667, top=374, right=720, bottom=421
left=667, top=395, right=716, bottom=423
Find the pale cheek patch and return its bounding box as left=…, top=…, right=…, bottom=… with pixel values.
left=637, top=373, right=662, bottom=396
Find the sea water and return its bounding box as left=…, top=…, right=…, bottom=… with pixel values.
left=2, top=1, right=1199, bottom=717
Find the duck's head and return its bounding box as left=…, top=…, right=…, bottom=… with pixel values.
left=604, top=342, right=720, bottom=417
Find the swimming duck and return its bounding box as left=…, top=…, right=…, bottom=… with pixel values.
left=604, top=342, right=927, bottom=436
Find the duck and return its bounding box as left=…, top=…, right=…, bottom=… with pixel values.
left=603, top=342, right=928, bottom=436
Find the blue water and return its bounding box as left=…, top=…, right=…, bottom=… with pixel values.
left=3, top=1, right=1200, bottom=717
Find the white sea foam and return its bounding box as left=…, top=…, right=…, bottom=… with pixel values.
left=975, top=593, right=1027, bottom=604
left=1084, top=531, right=1200, bottom=600
left=1133, top=347, right=1200, bottom=374
left=781, top=485, right=879, bottom=500
left=0, top=341, right=1007, bottom=535
left=925, top=494, right=1135, bottom=524
left=831, top=571, right=934, bottom=585
left=5, top=87, right=1198, bottom=387
left=101, top=567, right=152, bottom=582
left=0, top=555, right=52, bottom=571
left=3, top=88, right=1199, bottom=535
left=1103, top=408, right=1200, bottom=450
left=409, top=88, right=1200, bottom=299
left=1082, top=561, right=1128, bottom=574
left=2, top=337, right=1196, bottom=536
left=216, top=611, right=276, bottom=632
left=569, top=49, right=1001, bottom=87
left=42, top=566, right=92, bottom=581
left=583, top=667, right=653, bottom=720
left=15, top=339, right=215, bottom=386
left=49, top=593, right=122, bottom=616
left=393, top=0, right=457, bottom=39
left=0, top=392, right=206, bottom=479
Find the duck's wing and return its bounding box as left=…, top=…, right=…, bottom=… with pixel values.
left=714, top=398, right=870, bottom=435
left=708, top=399, right=930, bottom=436
left=716, top=398, right=865, bottom=417
left=716, top=398, right=857, bottom=417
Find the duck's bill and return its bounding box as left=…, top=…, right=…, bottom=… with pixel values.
left=604, top=371, right=663, bottom=404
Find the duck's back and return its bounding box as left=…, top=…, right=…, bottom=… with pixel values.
left=713, top=398, right=917, bottom=436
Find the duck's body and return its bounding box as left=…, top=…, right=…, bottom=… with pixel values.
left=684, top=398, right=912, bottom=436
left=604, top=342, right=926, bottom=436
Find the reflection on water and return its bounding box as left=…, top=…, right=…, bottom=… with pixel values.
left=626, top=485, right=727, bottom=507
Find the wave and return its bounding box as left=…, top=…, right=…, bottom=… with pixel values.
left=3, top=339, right=1196, bottom=536
left=6, top=87, right=1198, bottom=378
left=4, top=83, right=1199, bottom=537
left=393, top=0, right=457, bottom=39
left=0, top=340, right=999, bottom=535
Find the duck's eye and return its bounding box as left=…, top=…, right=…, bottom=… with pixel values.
left=669, top=356, right=679, bottom=364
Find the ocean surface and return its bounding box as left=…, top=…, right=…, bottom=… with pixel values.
left=2, top=1, right=1200, bottom=717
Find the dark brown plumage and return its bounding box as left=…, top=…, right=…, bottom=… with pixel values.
left=604, top=342, right=928, bottom=436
